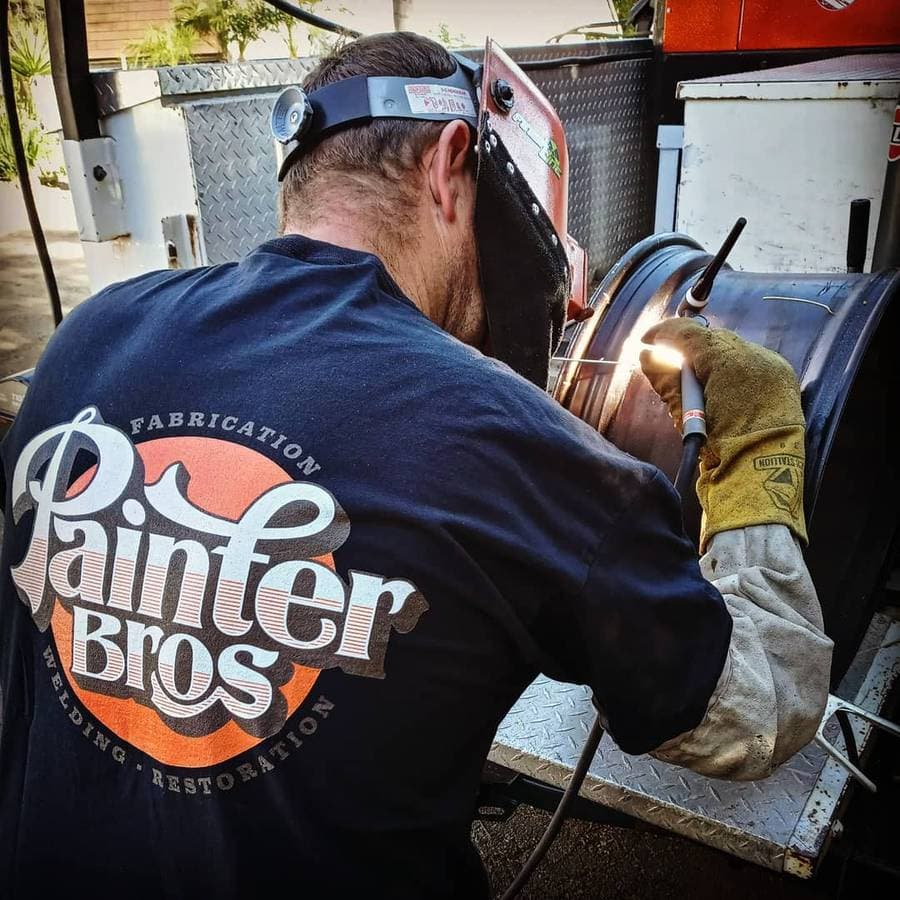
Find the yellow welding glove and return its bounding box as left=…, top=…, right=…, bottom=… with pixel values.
left=640, top=318, right=808, bottom=551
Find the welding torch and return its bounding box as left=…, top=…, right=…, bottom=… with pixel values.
left=672, top=217, right=746, bottom=498
left=507, top=219, right=749, bottom=900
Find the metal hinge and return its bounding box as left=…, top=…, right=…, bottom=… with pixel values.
left=62, top=137, right=129, bottom=242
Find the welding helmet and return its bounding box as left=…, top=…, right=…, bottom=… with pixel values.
left=271, top=39, right=588, bottom=388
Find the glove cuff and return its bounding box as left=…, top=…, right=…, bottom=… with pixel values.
left=697, top=425, right=808, bottom=551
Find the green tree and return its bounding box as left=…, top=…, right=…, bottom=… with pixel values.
left=431, top=22, right=467, bottom=50
left=125, top=22, right=197, bottom=68
left=269, top=0, right=320, bottom=58
left=0, top=112, right=50, bottom=182
left=175, top=0, right=283, bottom=61
left=611, top=1, right=638, bottom=37
left=1, top=4, right=55, bottom=183
left=266, top=2, right=354, bottom=59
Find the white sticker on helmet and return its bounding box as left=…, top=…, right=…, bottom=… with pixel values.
left=404, top=84, right=476, bottom=118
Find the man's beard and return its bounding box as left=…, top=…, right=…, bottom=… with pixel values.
left=443, top=240, right=486, bottom=348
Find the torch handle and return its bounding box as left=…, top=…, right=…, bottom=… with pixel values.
left=680, top=364, right=707, bottom=440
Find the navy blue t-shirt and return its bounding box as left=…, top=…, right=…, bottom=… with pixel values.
left=0, top=236, right=730, bottom=898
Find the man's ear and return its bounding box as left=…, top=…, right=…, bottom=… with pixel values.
left=426, top=120, right=472, bottom=224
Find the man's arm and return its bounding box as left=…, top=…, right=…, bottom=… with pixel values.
left=636, top=319, right=832, bottom=778
left=651, top=524, right=831, bottom=778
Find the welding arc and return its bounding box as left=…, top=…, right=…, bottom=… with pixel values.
left=1, top=0, right=63, bottom=326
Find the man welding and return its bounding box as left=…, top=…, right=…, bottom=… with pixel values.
left=0, top=32, right=830, bottom=899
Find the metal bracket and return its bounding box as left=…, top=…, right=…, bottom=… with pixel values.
left=161, top=214, right=202, bottom=269
left=654, top=124, right=683, bottom=234
left=62, top=137, right=128, bottom=242
left=815, top=693, right=900, bottom=793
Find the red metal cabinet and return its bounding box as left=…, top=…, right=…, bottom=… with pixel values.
left=662, top=0, right=900, bottom=53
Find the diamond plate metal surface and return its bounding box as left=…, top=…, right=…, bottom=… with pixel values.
left=489, top=613, right=900, bottom=874
left=110, top=45, right=654, bottom=270
left=526, top=55, right=656, bottom=281
left=183, top=96, right=281, bottom=265
left=92, top=60, right=315, bottom=117
left=93, top=69, right=161, bottom=118
left=158, top=59, right=315, bottom=99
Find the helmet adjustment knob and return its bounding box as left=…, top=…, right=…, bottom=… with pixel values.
left=271, top=86, right=314, bottom=145
left=491, top=78, right=515, bottom=112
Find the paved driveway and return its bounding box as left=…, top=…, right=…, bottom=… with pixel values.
left=0, top=231, right=89, bottom=376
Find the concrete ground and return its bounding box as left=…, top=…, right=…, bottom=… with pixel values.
left=0, top=231, right=89, bottom=376
left=473, top=807, right=828, bottom=899
left=0, top=233, right=884, bottom=899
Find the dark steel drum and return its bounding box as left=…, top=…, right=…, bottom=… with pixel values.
left=555, top=234, right=900, bottom=682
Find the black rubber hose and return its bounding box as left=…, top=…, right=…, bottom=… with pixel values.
left=499, top=433, right=705, bottom=899
left=262, top=0, right=362, bottom=39
left=1, top=0, right=63, bottom=326
left=674, top=433, right=704, bottom=501
left=499, top=715, right=605, bottom=900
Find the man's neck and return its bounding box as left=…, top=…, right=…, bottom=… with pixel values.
left=284, top=221, right=440, bottom=325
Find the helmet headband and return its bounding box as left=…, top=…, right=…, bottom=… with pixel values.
left=272, top=63, right=479, bottom=181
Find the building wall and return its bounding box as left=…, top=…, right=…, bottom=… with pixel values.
left=85, top=0, right=173, bottom=65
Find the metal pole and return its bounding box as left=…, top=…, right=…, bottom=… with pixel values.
left=872, top=100, right=900, bottom=271
left=846, top=199, right=871, bottom=274
left=44, top=0, right=99, bottom=141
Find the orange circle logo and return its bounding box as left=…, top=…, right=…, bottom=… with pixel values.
left=49, top=437, right=323, bottom=767
left=10, top=408, right=428, bottom=773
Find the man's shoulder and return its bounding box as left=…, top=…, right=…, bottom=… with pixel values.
left=415, top=339, right=632, bottom=468
left=61, top=266, right=207, bottom=325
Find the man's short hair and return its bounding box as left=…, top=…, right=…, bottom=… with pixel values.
left=279, top=32, right=461, bottom=230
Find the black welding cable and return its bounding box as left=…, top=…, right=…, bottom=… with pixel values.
left=499, top=715, right=605, bottom=900
left=262, top=0, right=362, bottom=39
left=674, top=432, right=704, bottom=500
left=1, top=0, right=63, bottom=326
left=500, top=433, right=703, bottom=898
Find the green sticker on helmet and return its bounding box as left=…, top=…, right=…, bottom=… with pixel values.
left=541, top=138, right=562, bottom=178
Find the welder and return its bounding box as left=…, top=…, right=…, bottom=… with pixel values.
left=0, top=31, right=830, bottom=899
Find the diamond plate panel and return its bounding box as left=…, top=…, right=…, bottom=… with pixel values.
left=93, top=69, right=161, bottom=118
left=92, top=60, right=315, bottom=118
left=489, top=614, right=900, bottom=874
left=159, top=59, right=315, bottom=99
left=526, top=56, right=656, bottom=282
left=183, top=96, right=281, bottom=264
left=150, top=45, right=654, bottom=270
left=491, top=678, right=826, bottom=872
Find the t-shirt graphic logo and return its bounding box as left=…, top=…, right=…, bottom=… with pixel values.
left=10, top=407, right=428, bottom=766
